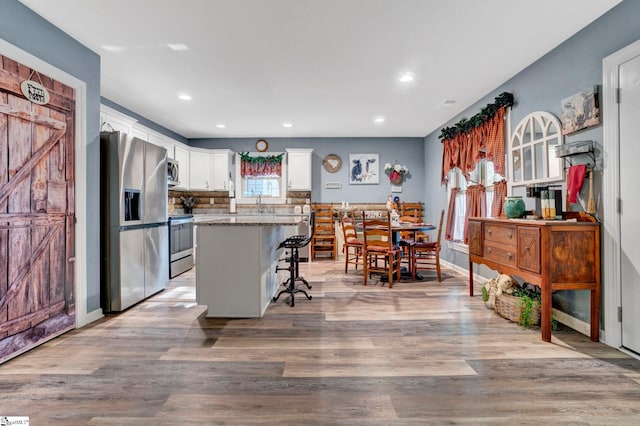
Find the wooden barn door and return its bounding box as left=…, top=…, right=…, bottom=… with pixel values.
left=0, top=54, right=75, bottom=364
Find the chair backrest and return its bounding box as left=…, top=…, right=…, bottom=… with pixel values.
left=399, top=215, right=419, bottom=223
left=340, top=215, right=359, bottom=242
left=401, top=202, right=423, bottom=220
left=306, top=210, right=316, bottom=240
left=312, top=204, right=335, bottom=236
left=435, top=209, right=445, bottom=246
left=362, top=210, right=392, bottom=249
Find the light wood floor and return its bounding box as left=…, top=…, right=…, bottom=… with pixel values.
left=1, top=261, right=640, bottom=425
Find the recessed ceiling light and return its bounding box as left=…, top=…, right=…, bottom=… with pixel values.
left=101, top=45, right=126, bottom=52
left=374, top=116, right=385, bottom=124
left=168, top=43, right=189, bottom=51
left=178, top=93, right=192, bottom=101
left=216, top=124, right=226, bottom=128
left=283, top=123, right=293, bottom=128
left=437, top=99, right=457, bottom=109
left=399, top=73, right=415, bottom=83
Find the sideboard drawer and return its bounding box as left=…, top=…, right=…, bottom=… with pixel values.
left=484, top=223, right=517, bottom=245
left=484, top=240, right=517, bottom=267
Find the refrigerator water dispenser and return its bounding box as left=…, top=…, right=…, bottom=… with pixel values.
left=124, top=189, right=141, bottom=222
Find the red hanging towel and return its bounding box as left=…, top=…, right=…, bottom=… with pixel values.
left=567, top=164, right=587, bottom=203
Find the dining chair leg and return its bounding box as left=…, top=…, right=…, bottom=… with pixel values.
left=363, top=252, right=368, bottom=286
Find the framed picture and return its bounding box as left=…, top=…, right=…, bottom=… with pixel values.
left=561, top=86, right=600, bottom=135
left=349, top=153, right=379, bottom=184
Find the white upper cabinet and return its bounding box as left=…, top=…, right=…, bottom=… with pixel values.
left=174, top=145, right=190, bottom=190
left=286, top=148, right=313, bottom=190
left=100, top=105, right=135, bottom=135
left=131, top=124, right=149, bottom=142
left=210, top=149, right=233, bottom=191
left=189, top=149, right=211, bottom=190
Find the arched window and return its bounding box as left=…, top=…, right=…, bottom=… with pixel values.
left=509, top=111, right=563, bottom=185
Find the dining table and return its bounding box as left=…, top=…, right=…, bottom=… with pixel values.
left=392, top=221, right=436, bottom=280
left=356, top=220, right=436, bottom=281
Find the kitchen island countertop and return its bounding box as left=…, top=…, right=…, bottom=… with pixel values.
left=195, top=215, right=304, bottom=226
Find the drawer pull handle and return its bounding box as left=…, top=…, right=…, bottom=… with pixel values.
left=507, top=232, right=514, bottom=238
left=507, top=252, right=513, bottom=260
left=487, top=229, right=492, bottom=236
left=487, top=248, right=492, bottom=254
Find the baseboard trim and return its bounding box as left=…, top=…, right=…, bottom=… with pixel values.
left=442, top=259, right=593, bottom=338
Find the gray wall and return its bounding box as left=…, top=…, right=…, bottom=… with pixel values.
left=424, top=0, right=640, bottom=325
left=191, top=137, right=425, bottom=205
left=0, top=0, right=102, bottom=312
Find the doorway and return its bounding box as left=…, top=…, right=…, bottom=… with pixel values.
left=603, top=38, right=640, bottom=355
left=0, top=53, right=76, bottom=363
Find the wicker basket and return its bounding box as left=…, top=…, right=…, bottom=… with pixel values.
left=495, top=294, right=540, bottom=326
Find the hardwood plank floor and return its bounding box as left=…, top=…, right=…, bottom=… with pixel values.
left=1, top=261, right=639, bottom=425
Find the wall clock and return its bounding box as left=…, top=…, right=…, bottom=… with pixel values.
left=256, top=139, right=268, bottom=152
left=323, top=153, right=342, bottom=173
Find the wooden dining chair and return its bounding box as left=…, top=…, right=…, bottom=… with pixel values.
left=340, top=215, right=363, bottom=273
left=411, top=209, right=445, bottom=281
left=401, top=201, right=429, bottom=242
left=398, top=214, right=419, bottom=272
left=311, top=203, right=337, bottom=260
left=362, top=210, right=401, bottom=288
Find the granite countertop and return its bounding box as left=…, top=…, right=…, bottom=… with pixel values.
left=196, top=215, right=304, bottom=226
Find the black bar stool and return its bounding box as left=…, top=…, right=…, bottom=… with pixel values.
left=273, top=211, right=315, bottom=306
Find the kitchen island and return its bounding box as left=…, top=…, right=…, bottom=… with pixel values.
left=195, top=215, right=305, bottom=317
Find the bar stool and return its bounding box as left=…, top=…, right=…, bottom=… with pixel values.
left=273, top=212, right=315, bottom=306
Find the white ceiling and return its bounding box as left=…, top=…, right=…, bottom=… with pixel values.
left=20, top=0, right=621, bottom=139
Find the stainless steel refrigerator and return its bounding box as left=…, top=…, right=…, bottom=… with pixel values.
left=100, top=131, right=169, bottom=312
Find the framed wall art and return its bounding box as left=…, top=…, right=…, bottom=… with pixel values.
left=561, top=86, right=600, bottom=135
left=349, top=153, right=379, bottom=184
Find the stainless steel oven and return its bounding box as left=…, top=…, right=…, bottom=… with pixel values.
left=169, top=215, right=194, bottom=278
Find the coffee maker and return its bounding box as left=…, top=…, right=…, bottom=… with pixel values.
left=525, top=184, right=563, bottom=219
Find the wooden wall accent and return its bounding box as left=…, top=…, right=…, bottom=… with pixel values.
left=0, top=54, right=76, bottom=364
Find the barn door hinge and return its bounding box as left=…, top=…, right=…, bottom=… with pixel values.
left=617, top=306, right=623, bottom=322
left=617, top=198, right=622, bottom=214
left=616, top=87, right=621, bottom=104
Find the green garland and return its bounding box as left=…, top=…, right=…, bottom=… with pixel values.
left=239, top=151, right=285, bottom=164
left=439, top=92, right=514, bottom=141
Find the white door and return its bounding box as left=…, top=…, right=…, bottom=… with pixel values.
left=619, top=53, right=640, bottom=354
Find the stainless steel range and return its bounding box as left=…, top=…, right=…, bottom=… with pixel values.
left=169, top=215, right=194, bottom=278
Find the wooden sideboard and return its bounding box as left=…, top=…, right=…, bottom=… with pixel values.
left=468, top=216, right=600, bottom=342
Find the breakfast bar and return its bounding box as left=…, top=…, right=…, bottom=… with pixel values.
left=195, top=215, right=304, bottom=317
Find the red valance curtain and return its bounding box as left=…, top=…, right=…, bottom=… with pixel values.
left=241, top=159, right=282, bottom=177
left=441, top=106, right=508, bottom=184
left=463, top=184, right=486, bottom=244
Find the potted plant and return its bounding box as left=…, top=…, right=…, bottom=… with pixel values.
left=495, top=282, right=541, bottom=328
left=181, top=196, right=196, bottom=214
